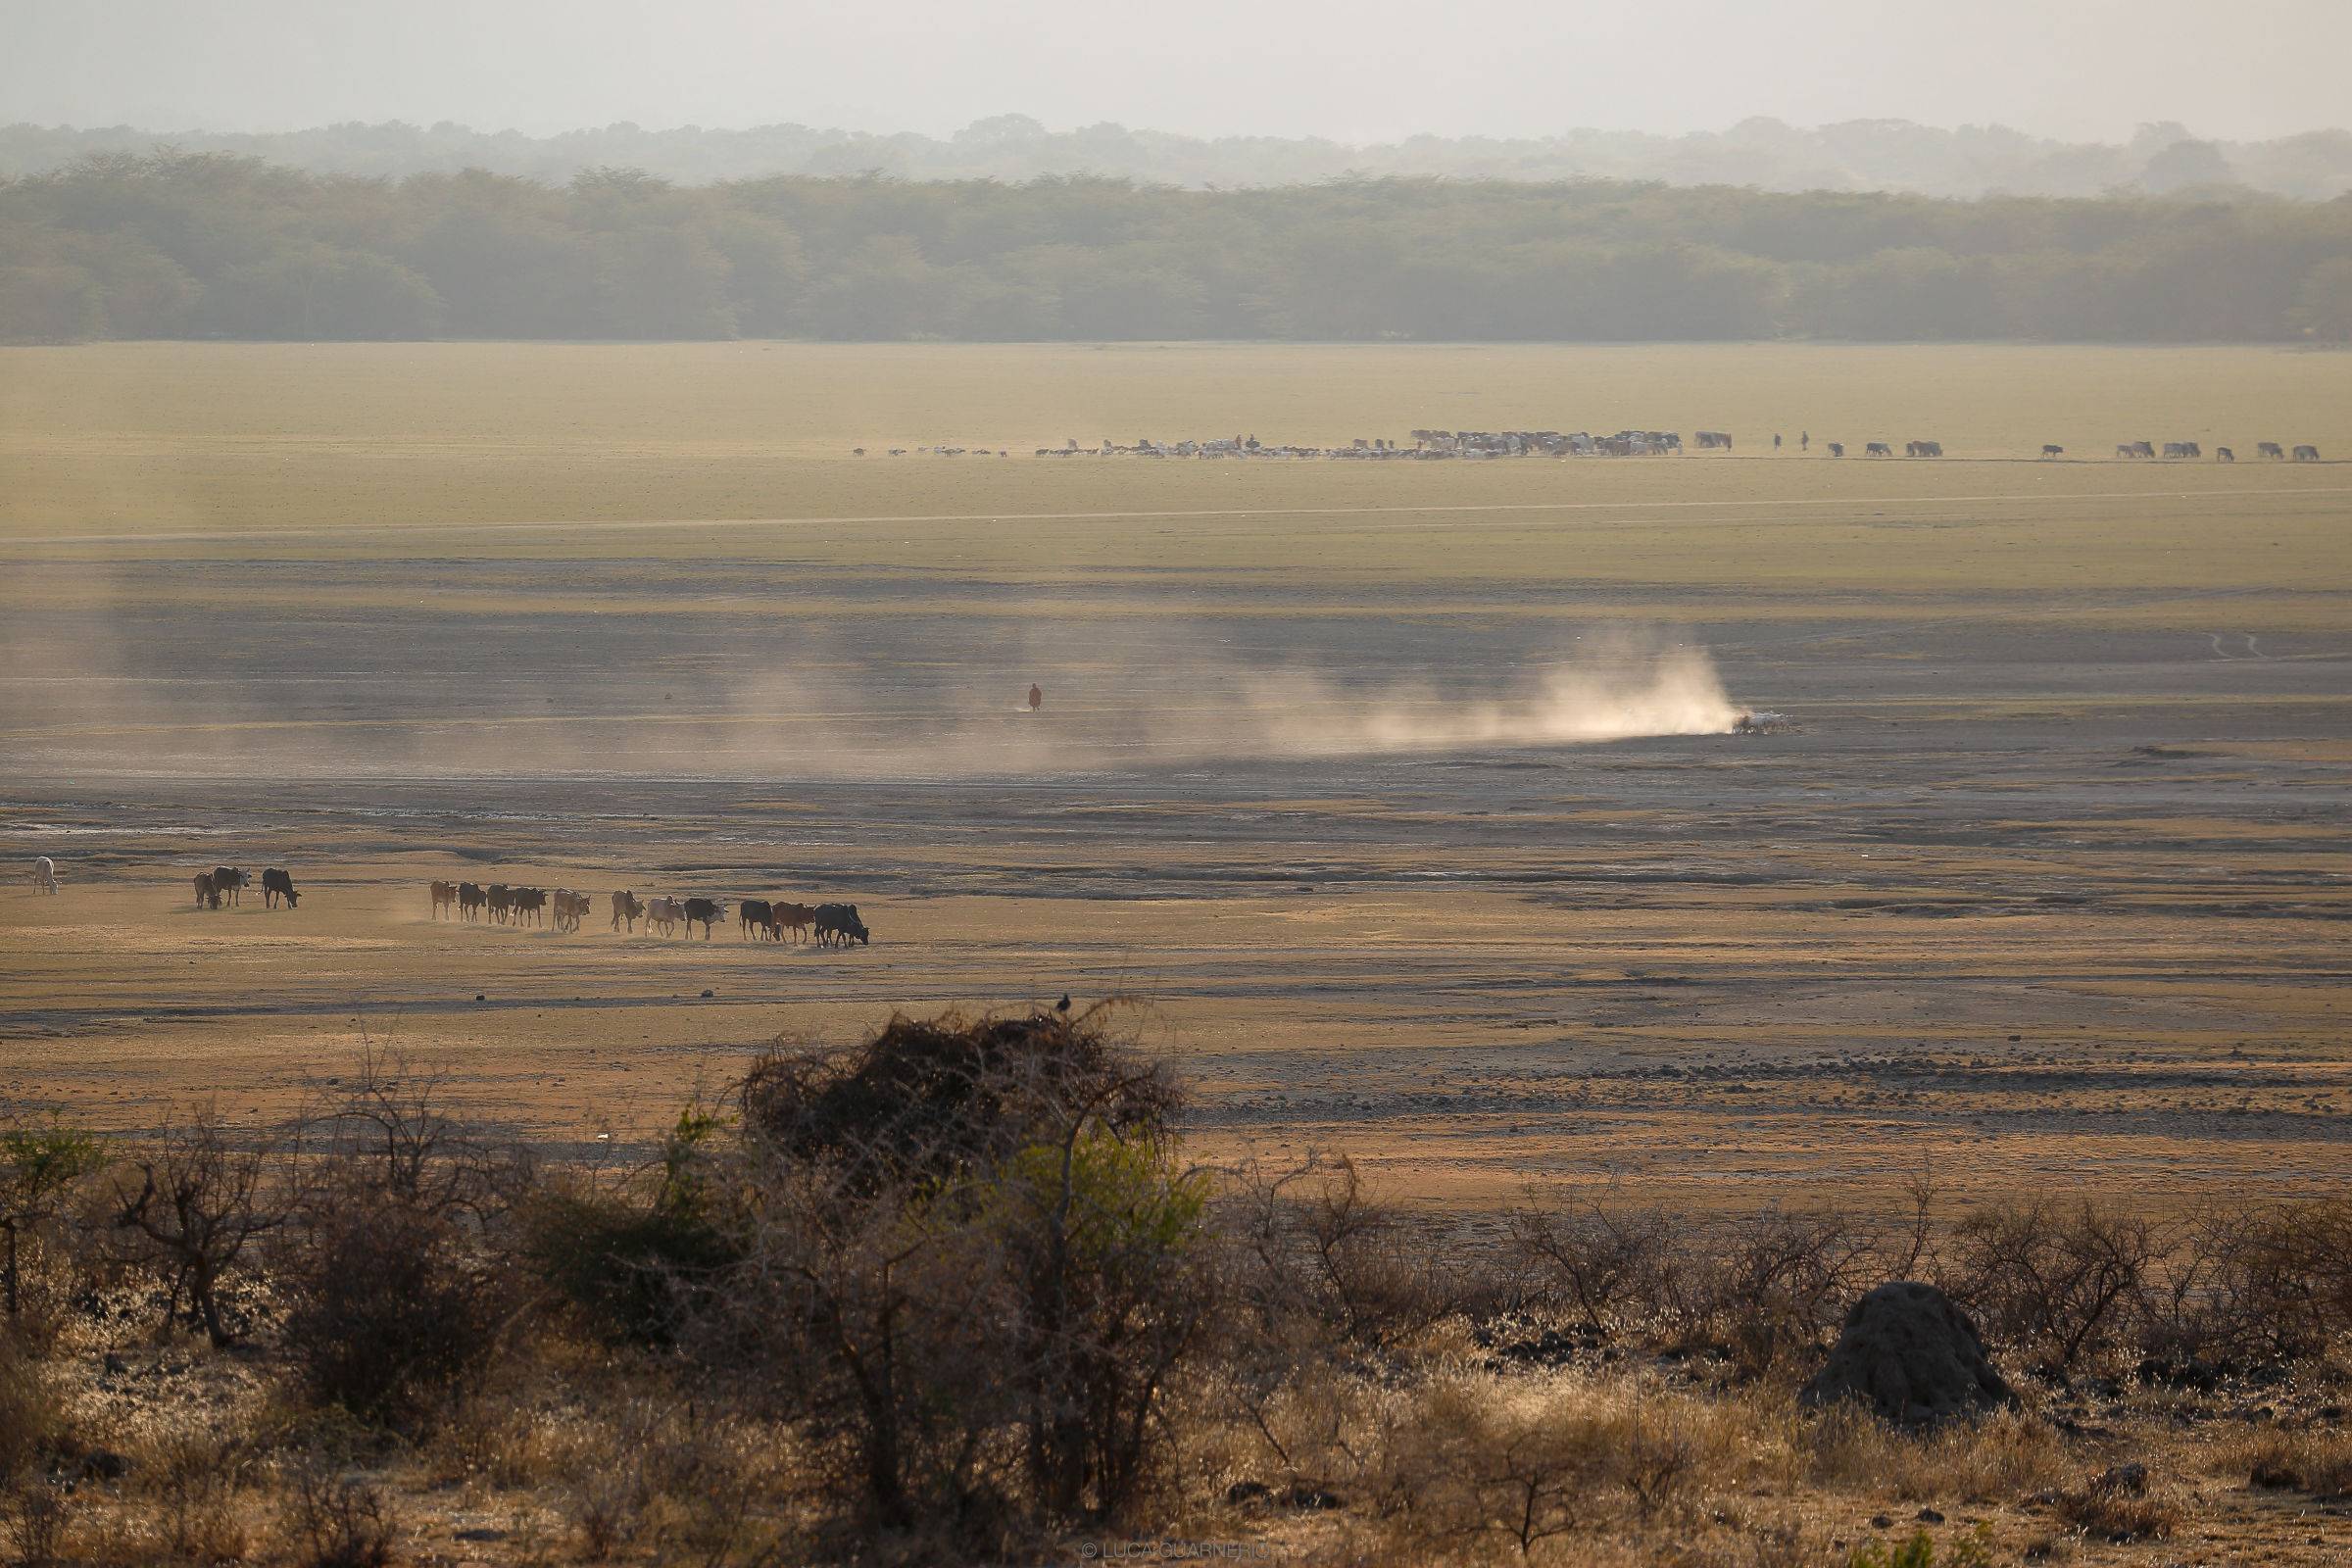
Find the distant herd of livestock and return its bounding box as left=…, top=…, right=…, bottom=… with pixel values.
left=61, top=858, right=875, bottom=948
left=428, top=880, right=870, bottom=947
left=859, top=431, right=2326, bottom=462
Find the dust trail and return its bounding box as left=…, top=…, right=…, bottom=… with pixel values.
left=0, top=617, right=1741, bottom=781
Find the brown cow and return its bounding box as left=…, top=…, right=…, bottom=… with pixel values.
left=211, top=866, right=248, bottom=906
left=458, top=881, right=486, bottom=921
left=485, top=884, right=514, bottom=924
left=193, top=871, right=220, bottom=909
left=430, top=880, right=458, bottom=919
left=611, top=890, right=644, bottom=932
left=772, top=901, right=816, bottom=942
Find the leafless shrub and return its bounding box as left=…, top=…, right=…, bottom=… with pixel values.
left=107, top=1108, right=285, bottom=1348
left=1509, top=1184, right=1675, bottom=1335
left=1695, top=1203, right=1885, bottom=1373
left=279, top=1455, right=395, bottom=1568
left=138, top=1427, right=255, bottom=1562
left=1947, top=1199, right=2164, bottom=1367
left=1224, top=1152, right=1463, bottom=1356
left=1, top=1478, right=70, bottom=1568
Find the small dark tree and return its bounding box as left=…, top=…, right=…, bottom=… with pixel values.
left=109, top=1109, right=283, bottom=1348
left=0, top=1117, right=103, bottom=1318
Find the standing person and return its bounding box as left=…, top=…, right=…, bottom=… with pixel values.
left=1801, top=430, right=1810, bottom=452
left=1774, top=433, right=1783, bottom=450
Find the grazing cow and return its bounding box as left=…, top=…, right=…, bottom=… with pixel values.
left=32, top=857, right=58, bottom=894
left=2215, top=447, right=2233, bottom=462
left=682, top=898, right=725, bottom=940
left=211, top=866, right=248, bottom=906
left=1864, top=442, right=1892, bottom=458
left=458, top=881, right=486, bottom=921
left=611, top=890, right=644, bottom=932
left=261, top=867, right=298, bottom=909
left=1826, top=442, right=1844, bottom=458
left=1694, top=430, right=1733, bottom=450
left=814, top=903, right=869, bottom=948
left=645, top=896, right=683, bottom=937
left=772, top=901, right=816, bottom=942
left=2132, top=441, right=2156, bottom=459
left=2162, top=441, right=2200, bottom=460
left=2116, top=443, right=2137, bottom=459
left=430, top=880, right=458, bottom=918
left=2293, top=445, right=2321, bottom=462
left=486, top=884, right=514, bottom=924
left=193, top=872, right=220, bottom=909
left=512, top=887, right=548, bottom=928
left=739, top=898, right=777, bottom=941
left=2041, top=445, right=2063, bottom=459
left=1903, top=440, right=1943, bottom=458
left=2258, top=442, right=2285, bottom=460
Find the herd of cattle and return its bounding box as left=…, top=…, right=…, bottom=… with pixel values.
left=868, top=430, right=2331, bottom=463
left=428, top=882, right=870, bottom=947
left=2098, top=440, right=2322, bottom=462
left=190, top=866, right=298, bottom=908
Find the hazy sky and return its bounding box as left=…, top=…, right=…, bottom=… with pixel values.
left=8, top=0, right=2347, bottom=143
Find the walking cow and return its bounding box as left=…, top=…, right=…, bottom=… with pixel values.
left=611, top=890, right=644, bottom=932
left=458, top=882, right=486, bottom=921
left=430, top=880, right=458, bottom=919
left=682, top=898, right=725, bottom=940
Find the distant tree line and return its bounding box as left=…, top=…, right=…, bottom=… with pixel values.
left=3, top=149, right=2349, bottom=344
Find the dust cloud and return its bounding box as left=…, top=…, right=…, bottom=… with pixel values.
left=0, top=603, right=1743, bottom=781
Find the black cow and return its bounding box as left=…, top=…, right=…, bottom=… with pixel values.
left=211, top=866, right=248, bottom=906
left=262, top=867, right=299, bottom=908
left=814, top=903, right=869, bottom=948
left=458, top=881, right=486, bottom=921
left=683, top=898, right=726, bottom=940
left=739, top=899, right=777, bottom=941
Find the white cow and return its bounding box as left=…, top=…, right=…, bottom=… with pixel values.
left=644, top=896, right=685, bottom=937
left=31, top=857, right=58, bottom=894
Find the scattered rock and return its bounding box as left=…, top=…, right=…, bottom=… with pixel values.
left=2095, top=1463, right=2147, bottom=1495
left=1916, top=1507, right=1945, bottom=1523
left=1871, top=1514, right=1894, bottom=1529
left=76, top=1451, right=129, bottom=1483
left=453, top=1528, right=509, bottom=1542
left=1799, top=1281, right=2017, bottom=1425
left=1224, top=1482, right=1271, bottom=1505
left=2137, top=1355, right=2219, bottom=1393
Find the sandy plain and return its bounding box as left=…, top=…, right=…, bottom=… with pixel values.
left=1, top=341, right=2347, bottom=1221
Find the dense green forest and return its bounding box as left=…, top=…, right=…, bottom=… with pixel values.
left=4, top=149, right=2350, bottom=343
